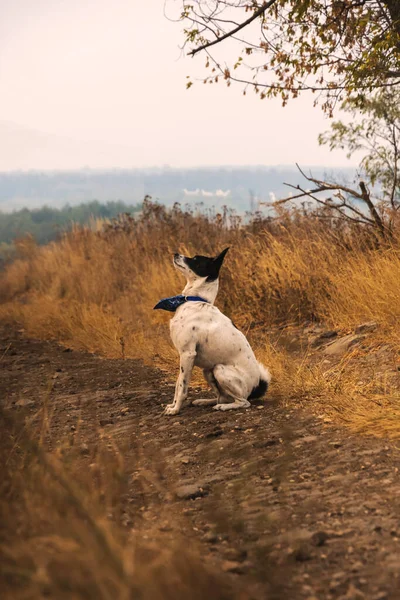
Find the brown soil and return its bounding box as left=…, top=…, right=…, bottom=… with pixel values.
left=2, top=324, right=400, bottom=600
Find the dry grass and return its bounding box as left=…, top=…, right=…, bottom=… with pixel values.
left=0, top=405, right=234, bottom=600
left=2, top=200, right=400, bottom=598
left=0, top=199, right=400, bottom=430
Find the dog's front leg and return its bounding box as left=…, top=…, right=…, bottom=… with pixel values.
left=164, top=350, right=196, bottom=416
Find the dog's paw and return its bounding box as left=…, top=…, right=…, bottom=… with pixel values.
left=164, top=404, right=181, bottom=416
left=213, top=404, right=229, bottom=411
left=213, top=401, right=250, bottom=411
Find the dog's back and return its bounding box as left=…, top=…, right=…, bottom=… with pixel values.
left=171, top=302, right=270, bottom=402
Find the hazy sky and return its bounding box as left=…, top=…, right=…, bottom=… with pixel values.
left=0, top=0, right=358, bottom=171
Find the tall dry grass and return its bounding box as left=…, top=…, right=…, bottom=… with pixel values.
left=1, top=406, right=235, bottom=600
left=1, top=198, right=400, bottom=434
left=2, top=199, right=400, bottom=598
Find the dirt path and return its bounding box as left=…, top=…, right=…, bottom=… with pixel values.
left=2, top=325, right=400, bottom=600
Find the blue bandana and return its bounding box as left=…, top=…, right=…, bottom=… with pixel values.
left=153, top=294, right=209, bottom=312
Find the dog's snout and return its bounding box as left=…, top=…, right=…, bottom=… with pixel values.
left=174, top=253, right=180, bottom=259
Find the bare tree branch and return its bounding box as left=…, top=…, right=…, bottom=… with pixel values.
left=260, top=163, right=391, bottom=237
left=188, top=1, right=278, bottom=57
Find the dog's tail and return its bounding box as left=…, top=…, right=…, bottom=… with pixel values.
left=248, top=362, right=272, bottom=400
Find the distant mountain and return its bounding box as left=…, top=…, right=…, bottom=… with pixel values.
left=0, top=165, right=356, bottom=213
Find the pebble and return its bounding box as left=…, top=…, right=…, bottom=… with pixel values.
left=15, top=398, right=35, bottom=407
left=205, top=428, right=223, bottom=439
left=80, top=443, right=90, bottom=455
left=337, top=584, right=365, bottom=599
left=355, top=321, right=378, bottom=334
left=175, top=484, right=208, bottom=500
left=202, top=531, right=218, bottom=544
left=221, top=560, right=245, bottom=574
left=329, top=441, right=342, bottom=448
left=312, top=531, right=329, bottom=547
left=223, top=547, right=247, bottom=562
left=292, top=546, right=312, bottom=562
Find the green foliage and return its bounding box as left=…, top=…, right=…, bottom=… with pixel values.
left=178, top=0, right=400, bottom=113
left=0, top=201, right=141, bottom=246
left=319, top=89, right=400, bottom=205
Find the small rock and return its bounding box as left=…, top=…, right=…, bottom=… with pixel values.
left=293, top=546, right=312, bottom=561
left=15, top=398, right=35, bottom=407
left=120, top=407, right=130, bottom=415
left=180, top=456, right=191, bottom=465
left=324, top=334, right=367, bottom=356
left=70, top=425, right=76, bottom=432
left=99, top=418, right=114, bottom=426
left=253, top=439, right=278, bottom=449
left=312, top=330, right=338, bottom=346
left=311, top=531, right=329, bottom=547
left=223, top=548, right=247, bottom=562
left=372, top=592, right=388, bottom=600
left=329, top=441, right=342, bottom=448
left=355, top=321, right=378, bottom=334
left=205, top=428, right=223, bottom=439
left=80, top=443, right=90, bottom=455
left=303, top=434, right=320, bottom=443
left=175, top=484, right=208, bottom=500
left=338, top=584, right=365, bottom=600
left=221, top=560, right=244, bottom=574
left=202, top=531, right=218, bottom=544
left=351, top=561, right=363, bottom=572
left=320, top=330, right=338, bottom=339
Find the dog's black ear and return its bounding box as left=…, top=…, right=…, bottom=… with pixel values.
left=213, top=247, right=230, bottom=274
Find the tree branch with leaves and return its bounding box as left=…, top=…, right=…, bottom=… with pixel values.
left=175, top=0, right=400, bottom=114
left=262, top=88, right=400, bottom=238
left=318, top=88, right=400, bottom=208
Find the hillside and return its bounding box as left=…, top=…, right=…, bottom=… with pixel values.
left=2, top=323, right=400, bottom=600
left=2, top=200, right=400, bottom=600
left=0, top=201, right=141, bottom=247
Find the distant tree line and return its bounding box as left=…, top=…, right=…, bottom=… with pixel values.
left=0, top=167, right=355, bottom=212
left=0, top=200, right=141, bottom=246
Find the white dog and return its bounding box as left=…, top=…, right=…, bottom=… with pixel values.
left=154, top=248, right=271, bottom=415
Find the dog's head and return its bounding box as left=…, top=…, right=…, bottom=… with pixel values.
left=173, top=248, right=229, bottom=282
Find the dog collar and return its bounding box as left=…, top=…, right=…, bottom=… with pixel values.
left=153, top=294, right=209, bottom=312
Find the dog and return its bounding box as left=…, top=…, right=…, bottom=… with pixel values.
left=154, top=248, right=271, bottom=415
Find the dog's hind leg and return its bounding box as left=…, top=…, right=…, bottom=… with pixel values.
left=192, top=370, right=219, bottom=406
left=164, top=350, right=196, bottom=416
left=212, top=365, right=251, bottom=411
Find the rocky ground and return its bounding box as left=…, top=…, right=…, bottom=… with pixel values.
left=2, top=324, right=400, bottom=600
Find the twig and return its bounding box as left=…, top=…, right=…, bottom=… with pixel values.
left=261, top=163, right=391, bottom=237
left=188, top=1, right=277, bottom=57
